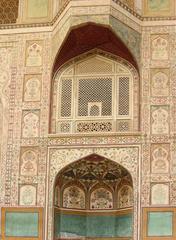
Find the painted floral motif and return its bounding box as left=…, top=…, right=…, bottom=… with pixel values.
left=63, top=186, right=85, bottom=209
left=24, top=77, right=41, bottom=102
left=151, top=72, right=169, bottom=96
left=20, top=149, right=38, bottom=176
left=151, top=107, right=169, bottom=134
left=151, top=36, right=169, bottom=60
left=90, top=188, right=113, bottom=209
left=118, top=185, right=133, bottom=208
left=152, top=146, right=169, bottom=173
left=22, top=112, right=39, bottom=138
left=19, top=185, right=36, bottom=206
left=151, top=184, right=169, bottom=205
left=26, top=42, right=42, bottom=66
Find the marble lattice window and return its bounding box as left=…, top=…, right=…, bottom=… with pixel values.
left=52, top=53, right=139, bottom=134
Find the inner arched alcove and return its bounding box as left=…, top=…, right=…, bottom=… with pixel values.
left=54, top=154, right=133, bottom=239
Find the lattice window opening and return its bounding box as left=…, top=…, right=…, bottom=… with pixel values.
left=76, top=56, right=114, bottom=75
left=52, top=54, right=139, bottom=134
left=57, top=121, right=72, bottom=133
left=76, top=121, right=113, bottom=133
left=88, top=102, right=102, bottom=117
left=78, top=77, right=112, bottom=117
left=59, top=78, right=72, bottom=118
left=117, top=120, right=131, bottom=132
left=118, top=77, right=130, bottom=116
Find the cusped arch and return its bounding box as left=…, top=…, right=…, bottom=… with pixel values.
left=49, top=147, right=139, bottom=239
left=55, top=179, right=87, bottom=207
left=51, top=50, right=139, bottom=134
left=62, top=185, right=86, bottom=209
left=118, top=185, right=133, bottom=208
left=53, top=152, right=134, bottom=205
left=54, top=153, right=134, bottom=211
left=90, top=186, right=114, bottom=210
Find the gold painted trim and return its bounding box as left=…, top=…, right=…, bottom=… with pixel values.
left=56, top=238, right=132, bottom=240
left=54, top=207, right=133, bottom=216
left=1, top=207, right=43, bottom=240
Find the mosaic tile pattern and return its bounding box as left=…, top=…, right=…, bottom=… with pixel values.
left=0, top=0, right=19, bottom=24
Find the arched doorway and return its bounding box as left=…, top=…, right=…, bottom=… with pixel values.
left=53, top=154, right=133, bottom=239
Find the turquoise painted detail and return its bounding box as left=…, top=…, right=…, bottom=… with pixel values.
left=149, top=0, right=169, bottom=11
left=55, top=212, right=60, bottom=237
left=58, top=214, right=86, bottom=237
left=109, top=16, right=141, bottom=63
left=5, top=212, right=39, bottom=237
left=54, top=212, right=132, bottom=238
left=115, top=214, right=132, bottom=237
left=148, top=212, right=173, bottom=236
left=87, top=216, right=116, bottom=237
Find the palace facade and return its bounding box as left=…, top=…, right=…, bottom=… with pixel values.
left=0, top=0, right=176, bottom=240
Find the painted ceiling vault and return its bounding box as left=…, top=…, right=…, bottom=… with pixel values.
left=56, top=154, right=132, bottom=191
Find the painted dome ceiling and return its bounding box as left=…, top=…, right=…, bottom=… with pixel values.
left=56, top=154, right=132, bottom=190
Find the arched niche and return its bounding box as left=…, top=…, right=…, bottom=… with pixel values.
left=51, top=50, right=139, bottom=134
left=118, top=185, right=133, bottom=208
left=53, top=154, right=134, bottom=240
left=50, top=23, right=140, bottom=135
left=90, top=186, right=113, bottom=210
left=62, top=185, right=86, bottom=209
left=47, top=147, right=139, bottom=240
left=52, top=23, right=139, bottom=77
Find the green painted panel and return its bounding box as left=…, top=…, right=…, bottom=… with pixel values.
left=87, top=216, right=116, bottom=237
left=59, top=214, right=86, bottom=237
left=54, top=212, right=132, bottom=238
left=109, top=16, right=141, bottom=62
left=148, top=212, right=173, bottom=236
left=54, top=212, right=60, bottom=237
left=115, top=214, right=133, bottom=237
left=5, top=212, right=39, bottom=237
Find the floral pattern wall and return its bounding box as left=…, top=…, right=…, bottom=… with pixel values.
left=0, top=0, right=176, bottom=240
